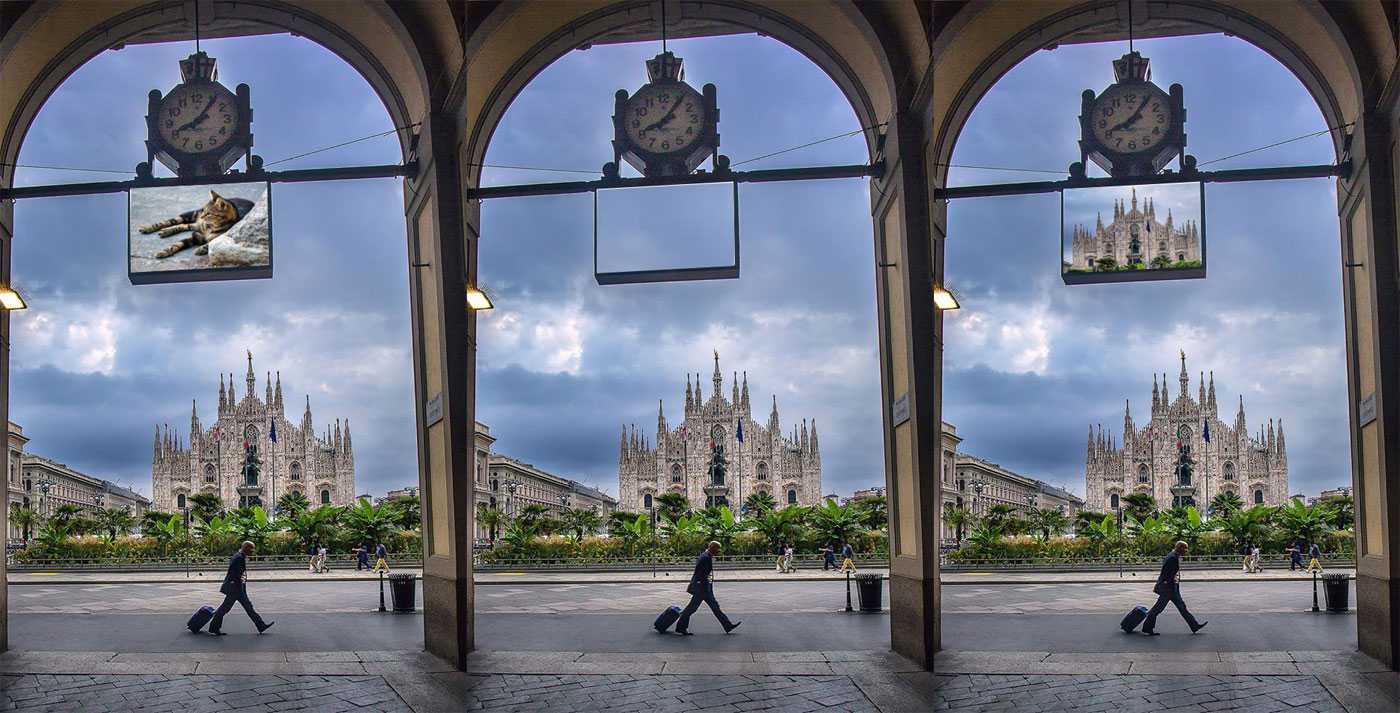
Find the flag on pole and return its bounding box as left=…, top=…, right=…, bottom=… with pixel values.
left=269, top=419, right=278, bottom=444
left=1202, top=419, right=1210, bottom=444
left=736, top=419, right=744, bottom=443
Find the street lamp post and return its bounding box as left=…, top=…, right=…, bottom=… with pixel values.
left=504, top=478, right=519, bottom=519
left=970, top=478, right=986, bottom=519
left=37, top=476, right=52, bottom=519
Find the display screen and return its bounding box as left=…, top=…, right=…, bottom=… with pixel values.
left=594, top=181, right=739, bottom=285
left=1061, top=181, right=1204, bottom=284
left=128, top=180, right=272, bottom=285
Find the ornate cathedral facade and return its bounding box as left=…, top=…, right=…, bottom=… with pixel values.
left=1069, top=188, right=1201, bottom=271
left=618, top=352, right=822, bottom=514
left=1085, top=352, right=1289, bottom=515
left=151, top=351, right=355, bottom=514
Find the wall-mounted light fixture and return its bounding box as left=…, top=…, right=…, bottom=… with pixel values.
left=0, top=285, right=27, bottom=311
left=932, top=284, right=960, bottom=311
left=465, top=285, right=494, bottom=311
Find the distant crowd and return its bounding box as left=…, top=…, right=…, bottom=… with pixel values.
left=1239, top=539, right=1325, bottom=573
left=772, top=541, right=858, bottom=573
left=306, top=540, right=391, bottom=574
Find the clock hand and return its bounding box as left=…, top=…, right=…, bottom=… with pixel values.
left=1106, top=96, right=1149, bottom=135
left=642, top=95, right=685, bottom=134
left=174, top=96, right=218, bottom=134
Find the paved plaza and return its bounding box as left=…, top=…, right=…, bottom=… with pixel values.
left=1, top=576, right=1394, bottom=711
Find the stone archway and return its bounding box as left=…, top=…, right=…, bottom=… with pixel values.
left=927, top=0, right=1397, bottom=667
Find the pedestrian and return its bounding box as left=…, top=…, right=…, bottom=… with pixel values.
left=823, top=543, right=837, bottom=571
left=782, top=544, right=796, bottom=573
left=775, top=541, right=787, bottom=573
left=1240, top=542, right=1252, bottom=573
left=356, top=543, right=370, bottom=571
left=674, top=541, right=741, bottom=635
left=1307, top=542, right=1324, bottom=572
left=316, top=544, right=329, bottom=573
left=308, top=540, right=320, bottom=573
left=207, top=541, right=274, bottom=635
left=840, top=541, right=857, bottom=572
left=1249, top=544, right=1262, bottom=573
left=1141, top=541, right=1207, bottom=636
left=1289, top=541, right=1304, bottom=571
left=373, top=542, right=390, bottom=573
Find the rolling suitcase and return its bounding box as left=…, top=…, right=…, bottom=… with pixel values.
left=187, top=605, right=216, bottom=633
left=1120, top=605, right=1149, bottom=633
left=654, top=605, right=682, bottom=633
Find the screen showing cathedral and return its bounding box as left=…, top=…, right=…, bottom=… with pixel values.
left=128, top=180, right=272, bottom=285
left=1061, top=181, right=1204, bottom=285
left=594, top=181, right=738, bottom=285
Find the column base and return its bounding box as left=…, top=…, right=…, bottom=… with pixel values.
left=422, top=572, right=473, bottom=670
left=1356, top=573, right=1398, bottom=669
left=888, top=573, right=938, bottom=669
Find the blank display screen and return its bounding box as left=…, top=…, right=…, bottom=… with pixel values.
left=594, top=181, right=738, bottom=283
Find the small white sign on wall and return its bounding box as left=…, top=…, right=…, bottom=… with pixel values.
left=1359, top=392, right=1376, bottom=427
left=425, top=392, right=443, bottom=427
left=892, top=392, right=910, bottom=427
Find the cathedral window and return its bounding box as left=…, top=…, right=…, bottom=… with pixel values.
left=321, top=489, right=331, bottom=505
left=1253, top=489, right=1263, bottom=505
left=756, top=463, right=768, bottom=481
left=290, top=462, right=301, bottom=481
left=1223, top=463, right=1234, bottom=481
left=643, top=493, right=653, bottom=509
left=1177, top=253, right=1185, bottom=261
left=204, top=464, right=216, bottom=484
left=1110, top=493, right=1119, bottom=510
left=787, top=489, right=797, bottom=505
left=1137, top=465, right=1149, bottom=483
left=177, top=493, right=186, bottom=509
left=672, top=464, right=683, bottom=483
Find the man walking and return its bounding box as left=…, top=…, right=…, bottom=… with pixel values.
left=208, top=541, right=274, bottom=635
left=823, top=543, right=837, bottom=571
left=1142, top=541, right=1206, bottom=636
left=1289, top=541, right=1304, bottom=571
left=675, top=541, right=741, bottom=635
left=356, top=543, right=370, bottom=571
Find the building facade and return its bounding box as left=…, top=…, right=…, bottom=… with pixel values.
left=937, top=422, right=1084, bottom=543
left=1069, top=188, right=1201, bottom=270
left=6, top=422, right=150, bottom=542
left=1085, top=351, right=1289, bottom=515
left=470, top=422, right=617, bottom=542
left=151, top=351, right=355, bottom=514
left=619, top=351, right=822, bottom=513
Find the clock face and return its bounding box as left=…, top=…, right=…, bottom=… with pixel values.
left=1090, top=83, right=1173, bottom=154
left=157, top=82, right=240, bottom=155
left=623, top=83, right=707, bottom=155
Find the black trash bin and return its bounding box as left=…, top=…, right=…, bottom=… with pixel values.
left=855, top=574, right=882, bottom=612
left=389, top=573, right=417, bottom=612
left=1321, top=573, right=1349, bottom=612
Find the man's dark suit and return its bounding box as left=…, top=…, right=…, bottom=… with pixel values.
left=1143, top=550, right=1201, bottom=633
left=676, top=549, right=735, bottom=633
left=209, top=550, right=269, bottom=633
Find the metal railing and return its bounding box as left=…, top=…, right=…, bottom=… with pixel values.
left=8, top=553, right=423, bottom=573
left=940, top=553, right=1355, bottom=573
left=474, top=553, right=889, bottom=573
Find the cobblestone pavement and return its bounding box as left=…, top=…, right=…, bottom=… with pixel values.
left=0, top=672, right=411, bottom=712
left=928, top=673, right=1346, bottom=712
left=457, top=672, right=878, bottom=712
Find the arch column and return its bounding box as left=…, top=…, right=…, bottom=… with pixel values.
left=405, top=102, right=478, bottom=668
left=1345, top=70, right=1400, bottom=667
left=875, top=73, right=943, bottom=667
left=0, top=198, right=12, bottom=652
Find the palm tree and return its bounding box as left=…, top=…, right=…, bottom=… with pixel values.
left=51, top=503, right=82, bottom=525
left=1210, top=491, right=1245, bottom=517
left=1027, top=507, right=1070, bottom=542
left=560, top=507, right=602, bottom=542
left=807, top=498, right=862, bottom=546
left=943, top=503, right=973, bottom=543
left=655, top=492, right=690, bottom=523
left=1122, top=493, right=1157, bottom=523
left=33, top=519, right=72, bottom=556
left=741, top=491, right=776, bottom=517
left=855, top=496, right=887, bottom=531
left=963, top=520, right=1005, bottom=555
left=342, top=499, right=395, bottom=546
left=389, top=495, right=421, bottom=531
left=286, top=506, right=338, bottom=550
left=698, top=505, right=746, bottom=548
left=276, top=491, right=311, bottom=518
left=1074, top=510, right=1109, bottom=534
left=148, top=515, right=183, bottom=556
left=1163, top=505, right=1209, bottom=547
left=1274, top=498, right=1330, bottom=546
left=476, top=503, right=505, bottom=542
left=616, top=514, right=651, bottom=556
left=1217, top=506, right=1270, bottom=550
left=607, top=510, right=644, bottom=537
left=1321, top=495, right=1354, bottom=531
left=517, top=503, right=550, bottom=527
left=95, top=507, right=136, bottom=541
left=1081, top=514, right=1121, bottom=555
left=9, top=503, right=37, bottom=542
left=751, top=506, right=804, bottom=551
left=499, top=518, right=540, bottom=554
left=231, top=506, right=276, bottom=547
left=188, top=493, right=224, bottom=525
left=68, top=517, right=97, bottom=537
left=983, top=503, right=1016, bottom=530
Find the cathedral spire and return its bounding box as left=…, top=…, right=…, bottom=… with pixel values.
left=769, top=395, right=780, bottom=431
left=712, top=350, right=722, bottom=397
left=303, top=395, right=313, bottom=430
left=343, top=419, right=352, bottom=452
left=1198, top=371, right=1205, bottom=405
left=1267, top=418, right=1275, bottom=452
left=246, top=350, right=256, bottom=398
left=191, top=399, right=201, bottom=440
left=741, top=372, right=750, bottom=414
left=732, top=372, right=739, bottom=406
left=620, top=425, right=628, bottom=460
left=219, top=374, right=227, bottom=413
left=274, top=372, right=284, bottom=413
left=266, top=371, right=273, bottom=407
left=685, top=375, right=693, bottom=413
left=695, top=373, right=703, bottom=405
left=657, top=399, right=667, bottom=436
left=153, top=425, right=161, bottom=462
left=1178, top=350, right=1189, bottom=397
left=1131, top=187, right=1138, bottom=214
left=228, top=373, right=236, bottom=404
left=1096, top=211, right=1104, bottom=232
left=1152, top=374, right=1160, bottom=410
left=1207, top=372, right=1217, bottom=413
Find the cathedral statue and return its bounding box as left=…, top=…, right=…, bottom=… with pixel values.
left=708, top=441, right=727, bottom=486
left=1174, top=442, right=1193, bottom=487
left=242, top=442, right=261, bottom=487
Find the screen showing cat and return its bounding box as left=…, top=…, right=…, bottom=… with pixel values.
left=1061, top=181, right=1205, bottom=285
left=128, top=180, right=272, bottom=284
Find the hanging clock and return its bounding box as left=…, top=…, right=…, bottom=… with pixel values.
left=1077, top=51, right=1186, bottom=178
left=610, top=51, right=720, bottom=178
left=144, top=51, right=253, bottom=178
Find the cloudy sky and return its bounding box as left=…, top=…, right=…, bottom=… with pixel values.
left=12, top=30, right=1346, bottom=503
